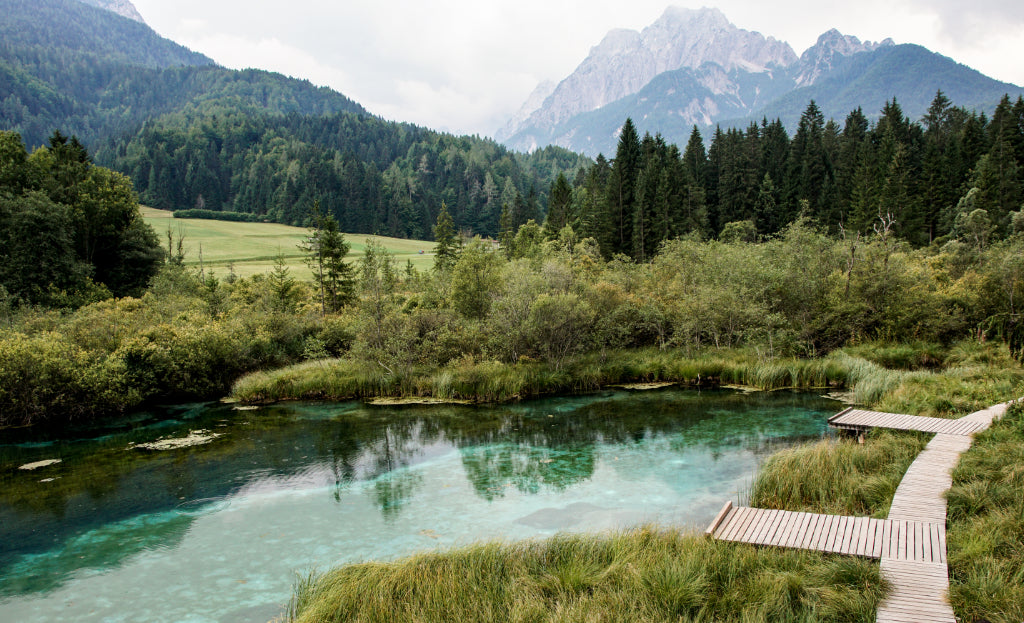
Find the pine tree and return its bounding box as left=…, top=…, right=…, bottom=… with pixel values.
left=605, top=118, right=641, bottom=256
left=786, top=101, right=831, bottom=225
left=433, top=201, right=459, bottom=272
left=682, top=126, right=707, bottom=186
left=302, top=202, right=355, bottom=314
left=543, top=172, right=572, bottom=239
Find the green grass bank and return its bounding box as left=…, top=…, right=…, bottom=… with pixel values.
left=233, top=341, right=1024, bottom=418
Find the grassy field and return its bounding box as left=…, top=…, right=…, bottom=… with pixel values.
left=140, top=207, right=436, bottom=279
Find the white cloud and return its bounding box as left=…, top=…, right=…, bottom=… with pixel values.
left=129, top=0, right=1024, bottom=137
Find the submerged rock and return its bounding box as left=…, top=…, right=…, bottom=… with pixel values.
left=611, top=382, right=678, bottom=390
left=129, top=430, right=221, bottom=451
left=18, top=458, right=62, bottom=470
left=368, top=397, right=471, bottom=406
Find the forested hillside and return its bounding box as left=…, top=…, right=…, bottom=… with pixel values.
left=0, top=0, right=211, bottom=69
left=558, top=93, right=1024, bottom=259
left=0, top=0, right=588, bottom=240
left=98, top=112, right=588, bottom=240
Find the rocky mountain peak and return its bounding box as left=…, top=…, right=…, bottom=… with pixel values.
left=795, top=29, right=895, bottom=86
left=76, top=0, right=145, bottom=24
left=502, top=5, right=798, bottom=139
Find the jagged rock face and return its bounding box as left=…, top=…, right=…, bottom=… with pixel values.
left=795, top=29, right=894, bottom=86
left=494, top=80, right=556, bottom=142
left=507, top=6, right=797, bottom=137
left=76, top=0, right=145, bottom=24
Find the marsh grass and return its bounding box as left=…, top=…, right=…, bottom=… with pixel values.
left=286, top=527, right=884, bottom=623
left=233, top=342, right=1024, bottom=417
left=231, top=348, right=855, bottom=404
left=946, top=402, right=1024, bottom=623
left=749, top=430, right=929, bottom=517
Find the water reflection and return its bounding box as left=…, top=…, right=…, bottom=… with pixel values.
left=0, top=388, right=837, bottom=600
left=461, top=444, right=596, bottom=500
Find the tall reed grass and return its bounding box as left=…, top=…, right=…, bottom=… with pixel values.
left=749, top=430, right=929, bottom=517
left=234, top=343, right=1024, bottom=418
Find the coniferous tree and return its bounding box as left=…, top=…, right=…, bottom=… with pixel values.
left=605, top=118, right=641, bottom=256
left=433, top=201, right=460, bottom=272
left=544, top=173, right=573, bottom=239
left=786, top=101, right=831, bottom=226
left=303, top=202, right=355, bottom=314
left=682, top=126, right=707, bottom=186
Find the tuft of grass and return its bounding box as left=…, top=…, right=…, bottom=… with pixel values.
left=286, top=527, right=885, bottom=623
left=749, top=429, right=929, bottom=517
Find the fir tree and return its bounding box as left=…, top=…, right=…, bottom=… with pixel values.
left=605, top=118, right=641, bottom=256
left=433, top=201, right=460, bottom=272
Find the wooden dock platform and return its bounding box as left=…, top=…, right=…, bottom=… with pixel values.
left=828, top=407, right=990, bottom=436
left=705, top=400, right=1016, bottom=623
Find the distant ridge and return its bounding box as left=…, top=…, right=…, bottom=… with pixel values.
left=0, top=0, right=212, bottom=69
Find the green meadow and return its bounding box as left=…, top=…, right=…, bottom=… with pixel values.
left=140, top=207, right=437, bottom=279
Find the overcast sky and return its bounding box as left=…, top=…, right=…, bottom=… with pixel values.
left=130, top=0, right=1024, bottom=137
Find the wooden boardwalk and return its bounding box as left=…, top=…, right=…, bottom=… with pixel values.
left=828, top=407, right=990, bottom=436
left=705, top=400, right=1016, bottom=623
left=706, top=502, right=945, bottom=562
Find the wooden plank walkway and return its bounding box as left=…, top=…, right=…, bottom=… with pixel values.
left=828, top=408, right=990, bottom=436
left=706, top=502, right=946, bottom=562
left=705, top=400, right=1017, bottom=623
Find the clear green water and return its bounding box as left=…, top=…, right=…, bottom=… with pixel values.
left=0, top=388, right=838, bottom=622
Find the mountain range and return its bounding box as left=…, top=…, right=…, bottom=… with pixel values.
left=497, top=6, right=1024, bottom=156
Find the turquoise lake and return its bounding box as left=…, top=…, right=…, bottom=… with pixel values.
left=0, top=388, right=839, bottom=622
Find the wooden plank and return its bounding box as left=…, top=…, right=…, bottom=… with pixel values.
left=921, top=522, right=929, bottom=561
left=724, top=508, right=757, bottom=541
left=827, top=406, right=855, bottom=424
left=844, top=517, right=860, bottom=556
left=718, top=506, right=752, bottom=542
left=749, top=509, right=776, bottom=545
left=716, top=506, right=749, bottom=541
left=867, top=519, right=882, bottom=558
left=855, top=517, right=870, bottom=557
left=819, top=514, right=835, bottom=553
left=757, top=510, right=784, bottom=546
left=938, top=527, right=947, bottom=564
left=899, top=520, right=909, bottom=560
left=922, top=524, right=935, bottom=563
left=929, top=525, right=942, bottom=564
left=734, top=507, right=764, bottom=543
left=810, top=514, right=832, bottom=551
left=798, top=513, right=821, bottom=550
left=719, top=506, right=750, bottom=541
left=785, top=513, right=809, bottom=549
left=770, top=511, right=798, bottom=547
left=705, top=501, right=733, bottom=537
left=826, top=515, right=847, bottom=553
left=762, top=510, right=787, bottom=546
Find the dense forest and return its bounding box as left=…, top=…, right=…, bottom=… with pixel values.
left=97, top=111, right=588, bottom=240
left=96, top=92, right=1024, bottom=249
left=557, top=93, right=1024, bottom=259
